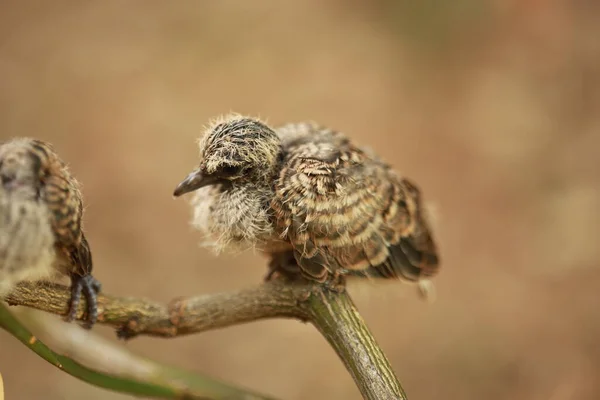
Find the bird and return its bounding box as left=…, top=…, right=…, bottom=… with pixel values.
left=0, top=138, right=100, bottom=328
left=173, top=114, right=440, bottom=291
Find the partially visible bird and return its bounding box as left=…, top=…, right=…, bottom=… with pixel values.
left=0, top=138, right=100, bottom=328
left=173, top=114, right=440, bottom=292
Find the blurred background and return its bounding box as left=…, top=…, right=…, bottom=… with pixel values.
left=0, top=1, right=599, bottom=399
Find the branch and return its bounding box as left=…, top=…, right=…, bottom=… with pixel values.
left=4, top=280, right=407, bottom=399
left=5, top=281, right=309, bottom=338
left=307, top=289, right=406, bottom=400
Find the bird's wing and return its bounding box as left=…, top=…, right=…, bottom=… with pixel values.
left=272, top=123, right=439, bottom=282
left=30, top=140, right=92, bottom=277
left=44, top=173, right=92, bottom=276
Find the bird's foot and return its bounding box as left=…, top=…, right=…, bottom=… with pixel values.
left=323, top=272, right=346, bottom=293
left=65, top=274, right=101, bottom=329
left=264, top=251, right=303, bottom=283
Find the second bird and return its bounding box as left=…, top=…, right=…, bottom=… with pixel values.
left=174, top=115, right=440, bottom=288
left=0, top=138, right=100, bottom=328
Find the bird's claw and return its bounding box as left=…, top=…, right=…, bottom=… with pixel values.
left=66, top=274, right=101, bottom=329
left=265, top=251, right=304, bottom=282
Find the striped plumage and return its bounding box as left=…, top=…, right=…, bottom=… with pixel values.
left=174, top=114, right=439, bottom=289
left=0, top=138, right=100, bottom=328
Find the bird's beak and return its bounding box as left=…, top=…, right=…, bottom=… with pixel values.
left=173, top=169, right=221, bottom=197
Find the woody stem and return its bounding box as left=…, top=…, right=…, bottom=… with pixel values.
left=5, top=280, right=406, bottom=399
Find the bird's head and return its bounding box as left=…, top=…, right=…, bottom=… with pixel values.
left=0, top=138, right=60, bottom=193
left=173, top=114, right=281, bottom=196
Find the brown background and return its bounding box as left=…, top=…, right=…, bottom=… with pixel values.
left=1, top=1, right=599, bottom=399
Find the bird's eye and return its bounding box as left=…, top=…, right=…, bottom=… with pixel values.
left=220, top=165, right=242, bottom=177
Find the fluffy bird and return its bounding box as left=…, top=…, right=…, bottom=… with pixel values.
left=174, top=115, right=439, bottom=288
left=0, top=138, right=100, bottom=328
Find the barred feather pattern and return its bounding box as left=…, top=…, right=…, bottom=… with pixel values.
left=272, top=122, right=439, bottom=282
left=181, top=115, right=440, bottom=285
left=0, top=138, right=99, bottom=327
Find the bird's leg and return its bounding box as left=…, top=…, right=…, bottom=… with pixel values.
left=324, top=271, right=346, bottom=293
left=264, top=251, right=303, bottom=282
left=265, top=251, right=347, bottom=293
left=66, top=274, right=101, bottom=329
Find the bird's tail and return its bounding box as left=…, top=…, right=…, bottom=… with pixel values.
left=344, top=231, right=439, bottom=282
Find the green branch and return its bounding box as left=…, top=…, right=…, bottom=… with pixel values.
left=0, top=302, right=276, bottom=400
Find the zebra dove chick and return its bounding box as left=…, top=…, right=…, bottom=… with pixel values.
left=174, top=114, right=439, bottom=288
left=0, top=138, right=100, bottom=328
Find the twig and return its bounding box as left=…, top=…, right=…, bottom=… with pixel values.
left=4, top=280, right=407, bottom=399
left=4, top=281, right=309, bottom=338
